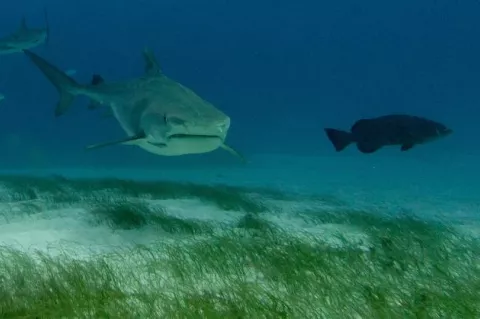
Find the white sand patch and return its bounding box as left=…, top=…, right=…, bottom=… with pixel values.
left=0, top=203, right=172, bottom=257
left=263, top=211, right=371, bottom=249
left=0, top=193, right=373, bottom=261
left=454, top=224, right=480, bottom=239
left=148, top=198, right=242, bottom=224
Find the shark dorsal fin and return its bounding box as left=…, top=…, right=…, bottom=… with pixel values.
left=142, top=47, right=161, bottom=76
left=19, top=17, right=28, bottom=31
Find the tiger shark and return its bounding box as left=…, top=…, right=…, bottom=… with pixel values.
left=0, top=10, right=49, bottom=54
left=22, top=48, right=246, bottom=161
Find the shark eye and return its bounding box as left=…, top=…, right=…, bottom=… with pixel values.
left=164, top=115, right=185, bottom=126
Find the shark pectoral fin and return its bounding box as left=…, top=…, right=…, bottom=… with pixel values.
left=220, top=144, right=248, bottom=163
left=85, top=132, right=146, bottom=150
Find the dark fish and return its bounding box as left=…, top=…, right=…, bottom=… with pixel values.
left=324, top=114, right=453, bottom=154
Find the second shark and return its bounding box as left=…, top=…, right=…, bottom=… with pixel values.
left=0, top=10, right=49, bottom=54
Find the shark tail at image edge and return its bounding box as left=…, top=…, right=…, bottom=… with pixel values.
left=23, top=49, right=81, bottom=117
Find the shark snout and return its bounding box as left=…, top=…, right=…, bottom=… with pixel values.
left=208, top=117, right=231, bottom=138
left=215, top=117, right=230, bottom=134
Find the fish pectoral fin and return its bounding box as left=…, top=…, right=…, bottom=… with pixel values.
left=400, top=143, right=414, bottom=151
left=356, top=141, right=382, bottom=154
left=220, top=143, right=248, bottom=163
left=85, top=132, right=146, bottom=150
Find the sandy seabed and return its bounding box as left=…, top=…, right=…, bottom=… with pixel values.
left=0, top=153, right=478, bottom=318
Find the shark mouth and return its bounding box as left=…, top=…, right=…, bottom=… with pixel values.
left=145, top=134, right=224, bottom=148
left=167, top=134, right=223, bottom=140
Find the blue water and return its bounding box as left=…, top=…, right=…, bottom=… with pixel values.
left=0, top=0, right=479, bottom=193
left=1, top=4, right=480, bottom=316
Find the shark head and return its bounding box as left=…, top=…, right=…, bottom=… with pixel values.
left=139, top=102, right=231, bottom=156
left=86, top=47, right=241, bottom=158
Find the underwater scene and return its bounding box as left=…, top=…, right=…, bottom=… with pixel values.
left=0, top=0, right=480, bottom=318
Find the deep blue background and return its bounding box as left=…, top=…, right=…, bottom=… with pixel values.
left=1, top=0, right=480, bottom=169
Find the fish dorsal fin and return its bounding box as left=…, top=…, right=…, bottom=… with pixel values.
left=142, top=47, right=161, bottom=76
left=19, top=17, right=28, bottom=31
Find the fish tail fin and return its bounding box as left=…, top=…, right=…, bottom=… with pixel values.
left=23, top=49, right=80, bottom=116
left=324, top=128, right=353, bottom=152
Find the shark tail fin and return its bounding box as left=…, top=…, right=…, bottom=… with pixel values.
left=23, top=49, right=79, bottom=117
